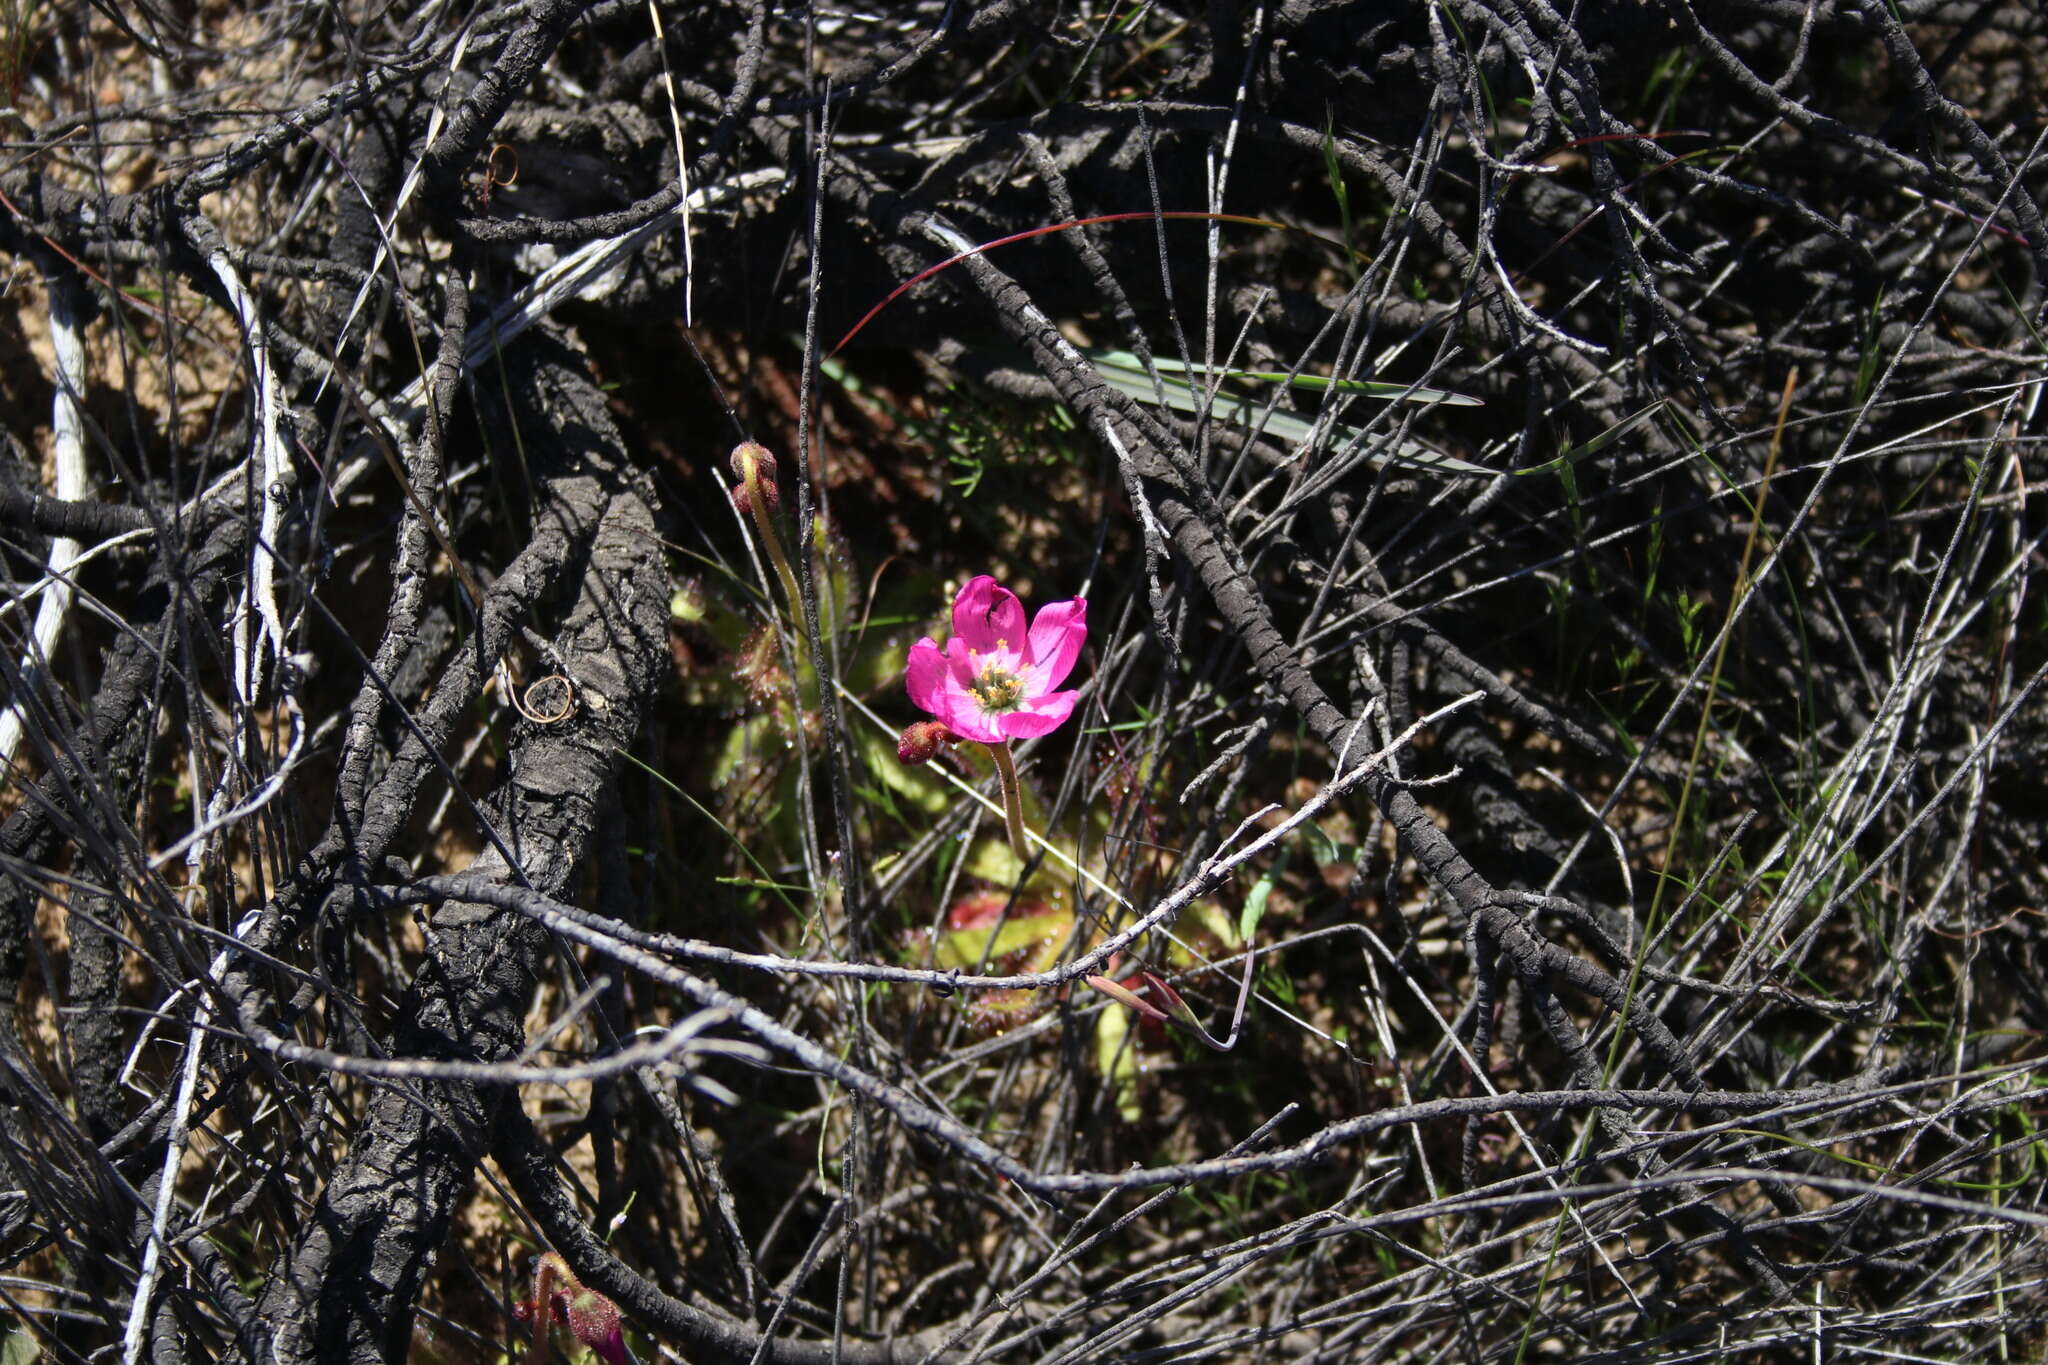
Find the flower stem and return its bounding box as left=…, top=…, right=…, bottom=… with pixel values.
left=744, top=460, right=804, bottom=622
left=983, top=740, right=1029, bottom=862
left=530, top=1254, right=561, bottom=1364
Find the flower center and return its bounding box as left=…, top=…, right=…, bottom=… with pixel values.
left=969, top=662, right=1025, bottom=714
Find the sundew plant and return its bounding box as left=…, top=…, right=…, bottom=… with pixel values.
left=0, top=5, right=2044, bottom=1364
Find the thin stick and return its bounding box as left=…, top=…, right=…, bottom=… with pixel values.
left=646, top=0, right=693, bottom=326
left=198, top=225, right=293, bottom=712
left=0, top=272, right=87, bottom=768
left=121, top=945, right=223, bottom=1363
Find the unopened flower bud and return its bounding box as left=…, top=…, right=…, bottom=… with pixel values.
left=730, top=440, right=778, bottom=485
left=731, top=478, right=780, bottom=518
left=897, top=720, right=959, bottom=765
left=564, top=1286, right=632, bottom=1363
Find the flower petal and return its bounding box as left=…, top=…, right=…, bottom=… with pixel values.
left=943, top=695, right=1007, bottom=743
left=924, top=653, right=1006, bottom=742
left=998, top=689, right=1078, bottom=739
left=1024, top=597, right=1087, bottom=691
left=906, top=638, right=949, bottom=714
left=946, top=712, right=1003, bottom=740
left=952, top=575, right=1026, bottom=653
left=945, top=635, right=978, bottom=688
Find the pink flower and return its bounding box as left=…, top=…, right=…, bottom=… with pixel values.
left=582, top=1318, right=637, bottom=1365
left=906, top=576, right=1087, bottom=744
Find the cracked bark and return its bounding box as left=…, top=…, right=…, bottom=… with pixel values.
left=255, top=331, right=667, bottom=1364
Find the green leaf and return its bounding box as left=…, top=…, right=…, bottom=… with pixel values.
left=710, top=712, right=779, bottom=790
left=1239, top=847, right=1290, bottom=941
left=934, top=911, right=1066, bottom=970
left=1515, top=401, right=1667, bottom=475
left=962, top=832, right=1027, bottom=888
left=1086, top=349, right=1491, bottom=478
left=1300, top=819, right=1344, bottom=867
left=716, top=876, right=813, bottom=893
left=854, top=725, right=951, bottom=816
left=1094, top=349, right=1482, bottom=405
left=1092, top=988, right=1143, bottom=1122
left=1322, top=117, right=1358, bottom=282
left=1239, top=875, right=1276, bottom=943
left=1183, top=901, right=1242, bottom=953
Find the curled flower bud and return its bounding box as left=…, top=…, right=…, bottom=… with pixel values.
left=897, top=719, right=960, bottom=765
left=729, top=440, right=778, bottom=485
left=731, top=478, right=780, bottom=518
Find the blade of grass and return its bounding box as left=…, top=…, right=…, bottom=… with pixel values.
left=1095, top=349, right=1482, bottom=405
left=1089, top=350, right=1491, bottom=477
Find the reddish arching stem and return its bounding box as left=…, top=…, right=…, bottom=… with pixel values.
left=829, top=210, right=1324, bottom=355
left=982, top=740, right=1029, bottom=862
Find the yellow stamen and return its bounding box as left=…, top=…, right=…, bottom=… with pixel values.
left=969, top=662, right=1024, bottom=713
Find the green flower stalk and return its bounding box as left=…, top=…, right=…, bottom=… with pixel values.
left=730, top=441, right=802, bottom=619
